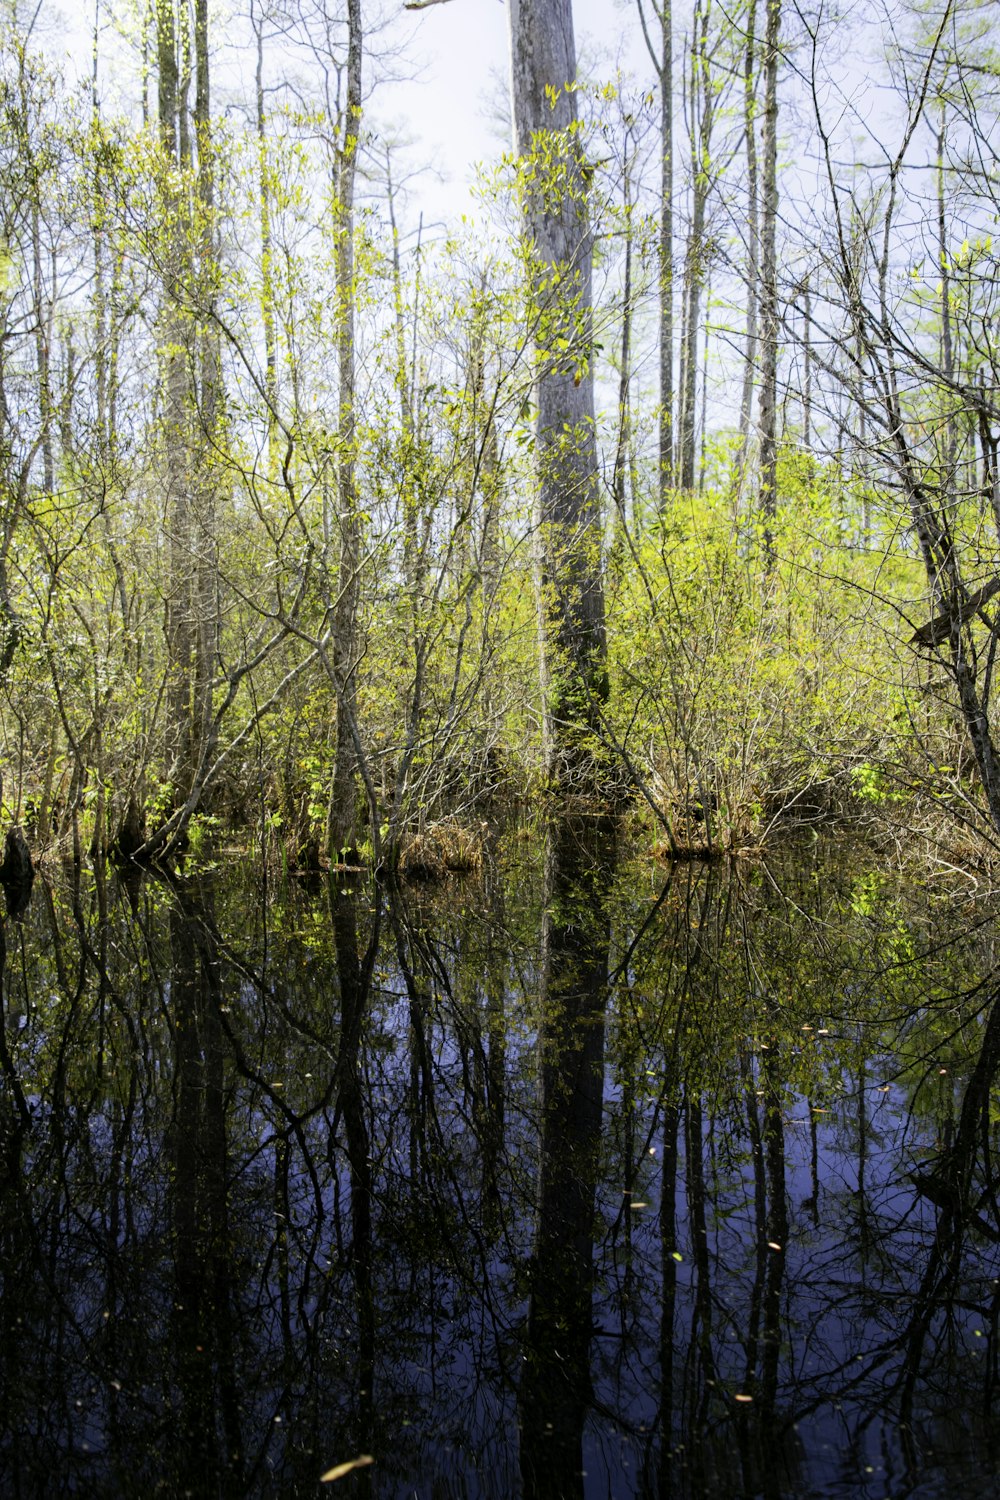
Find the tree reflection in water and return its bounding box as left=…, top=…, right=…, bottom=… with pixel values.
left=519, top=815, right=616, bottom=1499
left=0, top=841, right=999, bottom=1496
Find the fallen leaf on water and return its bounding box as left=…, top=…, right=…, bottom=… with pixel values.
left=321, top=1455, right=374, bottom=1483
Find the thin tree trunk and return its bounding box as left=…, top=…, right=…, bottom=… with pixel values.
left=802, top=272, right=811, bottom=450
left=469, top=280, right=502, bottom=737
left=733, top=0, right=759, bottom=498
left=140, top=0, right=153, bottom=127
left=937, top=109, right=957, bottom=505
left=678, top=0, right=712, bottom=492
left=385, top=150, right=418, bottom=582
left=158, top=0, right=197, bottom=789
left=612, top=148, right=634, bottom=524
left=637, top=0, right=674, bottom=503
left=20, top=51, right=53, bottom=493
left=194, top=0, right=219, bottom=780
left=253, top=2, right=279, bottom=455
left=757, top=0, right=781, bottom=572
left=698, top=264, right=711, bottom=491
left=659, top=1, right=674, bottom=501
left=328, top=0, right=363, bottom=860
left=92, top=1, right=108, bottom=455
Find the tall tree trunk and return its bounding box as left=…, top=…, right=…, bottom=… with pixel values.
left=659, top=1, right=674, bottom=501
left=92, top=1, right=108, bottom=455
left=157, top=0, right=197, bottom=789
left=637, top=0, right=674, bottom=503
left=733, top=0, right=759, bottom=499
left=193, top=0, right=219, bottom=783
left=468, top=278, right=502, bottom=739
left=508, top=0, right=608, bottom=790
left=937, top=108, right=957, bottom=507
left=757, top=0, right=781, bottom=571
left=802, top=271, right=811, bottom=451
left=252, top=1, right=279, bottom=458
left=698, top=262, right=711, bottom=491
left=18, top=45, right=53, bottom=493
left=677, top=0, right=713, bottom=492
left=385, top=149, right=418, bottom=583
left=328, top=0, right=363, bottom=861
left=156, top=0, right=216, bottom=814
left=612, top=146, right=634, bottom=526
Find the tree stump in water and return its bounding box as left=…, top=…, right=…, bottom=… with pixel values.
left=0, top=826, right=33, bottom=916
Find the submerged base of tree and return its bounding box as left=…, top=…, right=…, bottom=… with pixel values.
left=0, top=825, right=33, bottom=915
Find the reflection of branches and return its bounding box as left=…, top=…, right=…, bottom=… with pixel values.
left=900, top=989, right=1000, bottom=1419
left=386, top=895, right=522, bottom=1341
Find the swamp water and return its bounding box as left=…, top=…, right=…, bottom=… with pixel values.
left=1, top=822, right=999, bottom=1498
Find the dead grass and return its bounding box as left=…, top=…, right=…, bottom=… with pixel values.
left=398, top=820, right=485, bottom=881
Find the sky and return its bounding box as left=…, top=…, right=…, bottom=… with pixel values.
left=42, top=0, right=651, bottom=238
left=337, top=0, right=650, bottom=229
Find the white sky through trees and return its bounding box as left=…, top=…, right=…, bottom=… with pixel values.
left=54, top=0, right=646, bottom=228
left=389, top=0, right=646, bottom=218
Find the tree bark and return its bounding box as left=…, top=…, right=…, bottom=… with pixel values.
left=328, top=0, right=364, bottom=860
left=677, top=0, right=713, bottom=492
left=733, top=0, right=759, bottom=498
left=155, top=0, right=219, bottom=823
left=659, top=0, right=674, bottom=501
left=157, top=0, right=198, bottom=789
left=194, top=0, right=220, bottom=787
left=757, top=0, right=781, bottom=570
left=252, top=2, right=279, bottom=456
left=508, top=0, right=608, bottom=790
left=612, top=142, right=634, bottom=525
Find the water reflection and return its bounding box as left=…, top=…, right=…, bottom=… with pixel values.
left=0, top=841, right=998, bottom=1496
left=519, top=815, right=616, bottom=1499
left=167, top=881, right=242, bottom=1494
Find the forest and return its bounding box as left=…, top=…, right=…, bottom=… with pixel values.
left=0, top=0, right=996, bottom=874
left=4, top=4, right=1000, bottom=1496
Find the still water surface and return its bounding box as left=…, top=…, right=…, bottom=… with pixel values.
left=1, top=821, right=999, bottom=1497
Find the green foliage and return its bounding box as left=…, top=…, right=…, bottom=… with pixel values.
left=606, top=455, right=918, bottom=844
left=0, top=12, right=986, bottom=866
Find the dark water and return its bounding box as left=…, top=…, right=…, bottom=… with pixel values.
left=2, top=821, right=999, bottom=1498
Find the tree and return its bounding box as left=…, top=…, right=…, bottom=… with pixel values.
left=733, top=0, right=760, bottom=495
left=327, top=0, right=364, bottom=861
left=507, top=0, right=608, bottom=789
left=756, top=0, right=781, bottom=566
left=155, top=0, right=218, bottom=805
left=636, top=0, right=676, bottom=503
left=806, top=0, right=1000, bottom=830
left=676, top=0, right=724, bottom=491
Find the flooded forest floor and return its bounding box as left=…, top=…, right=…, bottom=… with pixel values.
left=1, top=819, right=999, bottom=1498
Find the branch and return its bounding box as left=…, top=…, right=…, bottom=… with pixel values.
left=910, top=577, right=1000, bottom=650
